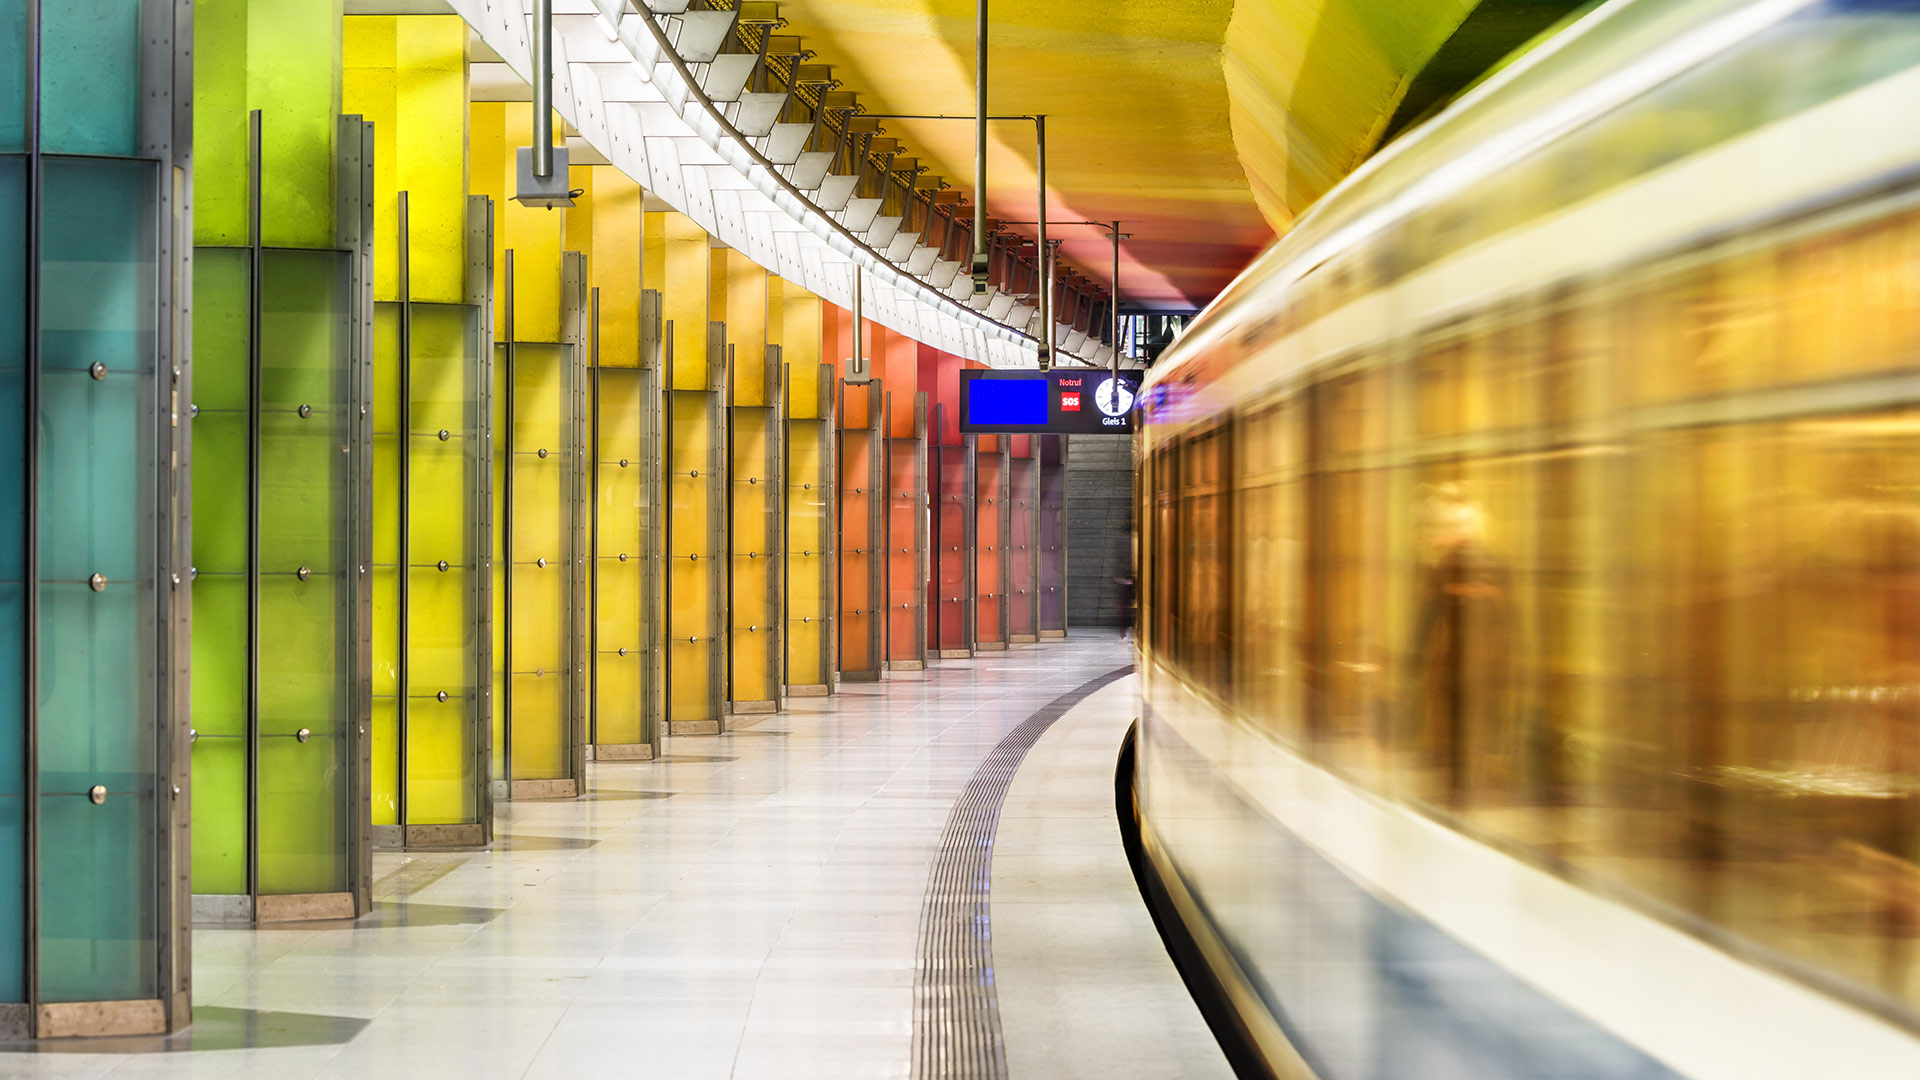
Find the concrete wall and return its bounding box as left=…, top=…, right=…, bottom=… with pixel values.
left=1065, top=435, right=1135, bottom=628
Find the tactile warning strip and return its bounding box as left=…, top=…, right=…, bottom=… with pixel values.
left=910, top=664, right=1136, bottom=1080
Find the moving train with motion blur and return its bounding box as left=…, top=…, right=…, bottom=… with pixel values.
left=1131, top=0, right=1920, bottom=1075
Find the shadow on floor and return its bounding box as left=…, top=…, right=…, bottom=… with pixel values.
left=0, top=1006, right=369, bottom=1054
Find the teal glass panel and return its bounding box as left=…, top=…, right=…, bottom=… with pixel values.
left=0, top=0, right=24, bottom=152
left=257, top=249, right=350, bottom=894
left=0, top=155, right=26, bottom=1001
left=188, top=247, right=250, bottom=897
left=36, top=157, right=157, bottom=1002
left=40, top=0, right=143, bottom=157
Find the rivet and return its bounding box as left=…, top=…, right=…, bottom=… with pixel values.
left=298, top=404, right=313, bottom=419
left=89, top=785, right=107, bottom=805
left=189, top=728, right=198, bottom=743
left=437, top=690, right=449, bottom=702
left=88, top=573, right=106, bottom=592
left=620, top=458, right=629, bottom=468
left=749, top=476, right=757, bottom=484
left=438, top=560, right=450, bottom=572
left=297, top=566, right=312, bottom=581
left=618, top=553, right=628, bottom=563
left=296, top=727, right=312, bottom=743
left=89, top=361, right=107, bottom=381
left=689, top=553, right=698, bottom=562
left=690, top=469, right=699, bottom=478
left=618, top=647, right=628, bottom=657
left=190, top=403, right=199, bottom=417
left=438, top=429, right=451, bottom=441
left=538, top=447, right=549, bottom=459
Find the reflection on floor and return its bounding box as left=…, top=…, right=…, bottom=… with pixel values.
left=0, top=631, right=1222, bottom=1079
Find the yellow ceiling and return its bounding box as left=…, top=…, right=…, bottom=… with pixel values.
left=774, top=0, right=1525, bottom=313
left=773, top=0, right=1273, bottom=312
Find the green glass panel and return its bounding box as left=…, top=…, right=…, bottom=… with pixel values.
left=406, top=303, right=479, bottom=824
left=0, top=1, right=24, bottom=152
left=257, top=249, right=350, bottom=893
left=188, top=248, right=250, bottom=897
left=0, top=155, right=25, bottom=1001
left=371, top=303, right=400, bottom=826
left=41, top=0, right=143, bottom=157
left=36, top=157, right=157, bottom=1003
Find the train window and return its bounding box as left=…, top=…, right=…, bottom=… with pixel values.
left=1308, top=368, right=1389, bottom=783
left=1176, top=426, right=1232, bottom=698
left=1233, top=400, right=1305, bottom=743
left=1782, top=204, right=1920, bottom=383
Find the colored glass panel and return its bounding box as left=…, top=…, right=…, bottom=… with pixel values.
left=370, top=302, right=400, bottom=826
left=0, top=156, right=25, bottom=1000
left=594, top=368, right=646, bottom=747
left=1009, top=456, right=1038, bottom=639
left=730, top=408, right=774, bottom=702
left=976, top=448, right=1005, bottom=647
left=187, top=248, right=251, bottom=896
left=0, top=1, right=24, bottom=152
left=667, top=392, right=715, bottom=724
left=256, top=249, right=351, bottom=893
left=838, top=416, right=878, bottom=674
left=407, top=303, right=482, bottom=823
left=935, top=445, right=971, bottom=651
left=35, top=157, right=157, bottom=1001
left=40, top=0, right=142, bottom=157
left=500, top=342, right=577, bottom=781
left=886, top=436, right=923, bottom=663
left=785, top=421, right=829, bottom=687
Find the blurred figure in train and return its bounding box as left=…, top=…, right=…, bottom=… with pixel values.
left=1408, top=482, right=1513, bottom=806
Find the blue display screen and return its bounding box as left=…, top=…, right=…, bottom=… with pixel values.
left=962, top=374, right=1049, bottom=429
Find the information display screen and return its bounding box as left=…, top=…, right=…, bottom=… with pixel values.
left=959, top=369, right=1140, bottom=434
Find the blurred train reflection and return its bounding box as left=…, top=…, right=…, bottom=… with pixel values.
left=1134, top=0, right=1920, bottom=1075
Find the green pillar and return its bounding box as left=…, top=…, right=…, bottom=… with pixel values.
left=189, top=0, right=376, bottom=923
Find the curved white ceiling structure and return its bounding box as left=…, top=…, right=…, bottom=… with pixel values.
left=452, top=0, right=1117, bottom=367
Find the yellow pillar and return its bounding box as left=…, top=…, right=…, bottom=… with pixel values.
left=474, top=101, right=589, bottom=799
left=344, top=13, right=492, bottom=847
left=662, top=213, right=728, bottom=733
left=582, top=167, right=660, bottom=759
left=779, top=284, right=833, bottom=693
left=721, top=250, right=783, bottom=713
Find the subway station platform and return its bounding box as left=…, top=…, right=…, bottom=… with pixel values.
left=0, top=633, right=1227, bottom=1080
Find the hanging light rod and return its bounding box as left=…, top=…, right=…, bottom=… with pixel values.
left=827, top=111, right=1061, bottom=366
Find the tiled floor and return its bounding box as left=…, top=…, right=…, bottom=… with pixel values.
left=0, top=632, right=1218, bottom=1079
